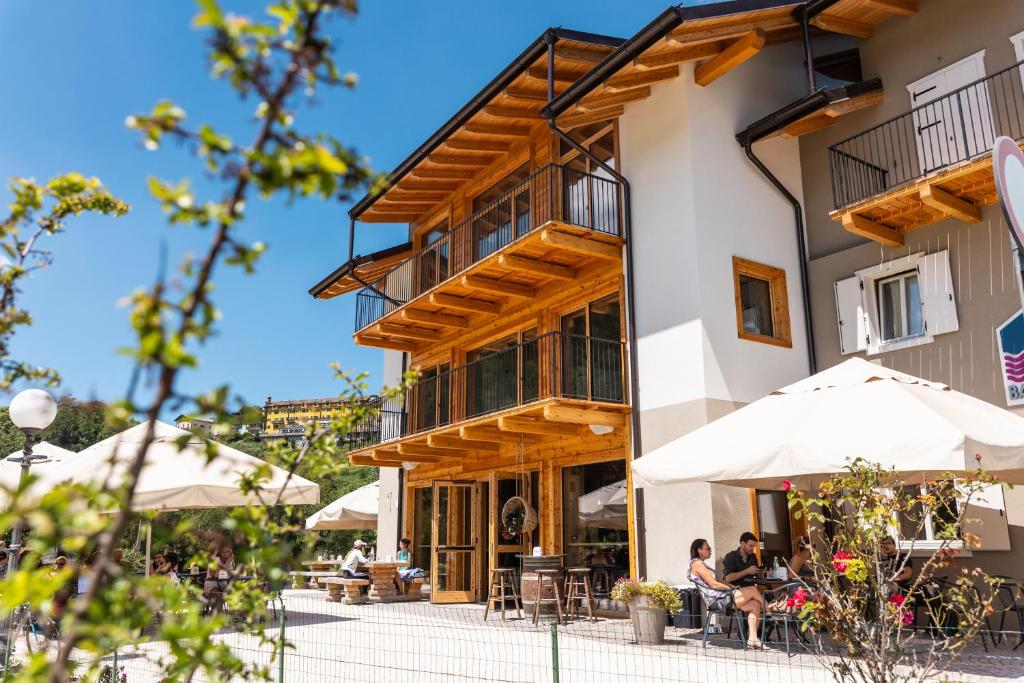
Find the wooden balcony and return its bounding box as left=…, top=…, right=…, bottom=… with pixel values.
left=345, top=331, right=629, bottom=467
left=828, top=60, right=1024, bottom=246
left=352, top=164, right=624, bottom=352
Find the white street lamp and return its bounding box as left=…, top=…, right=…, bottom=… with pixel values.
left=6, top=388, right=58, bottom=574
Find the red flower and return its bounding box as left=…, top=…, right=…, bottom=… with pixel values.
left=888, top=593, right=906, bottom=606
left=832, top=551, right=852, bottom=573
left=975, top=453, right=982, bottom=462
left=782, top=480, right=792, bottom=492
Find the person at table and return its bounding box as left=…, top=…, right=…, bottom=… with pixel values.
left=689, top=538, right=764, bottom=649
left=397, top=538, right=412, bottom=564
left=788, top=536, right=814, bottom=580
left=723, top=532, right=762, bottom=587
left=161, top=550, right=181, bottom=584
left=879, top=536, right=913, bottom=592
left=204, top=544, right=235, bottom=596
left=341, top=539, right=370, bottom=579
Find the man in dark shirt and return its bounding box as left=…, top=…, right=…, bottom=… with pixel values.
left=722, top=531, right=762, bottom=587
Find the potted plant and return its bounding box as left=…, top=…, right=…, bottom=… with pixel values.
left=610, top=577, right=681, bottom=645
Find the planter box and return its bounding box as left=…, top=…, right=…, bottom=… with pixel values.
left=628, top=596, right=668, bottom=645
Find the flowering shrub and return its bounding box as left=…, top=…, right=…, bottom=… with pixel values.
left=610, top=577, right=682, bottom=613
left=832, top=551, right=852, bottom=573
left=786, top=587, right=810, bottom=609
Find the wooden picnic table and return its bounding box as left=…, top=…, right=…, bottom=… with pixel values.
left=301, top=559, right=343, bottom=572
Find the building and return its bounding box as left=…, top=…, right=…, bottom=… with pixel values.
left=261, top=395, right=381, bottom=447
left=310, top=0, right=1024, bottom=599
left=175, top=414, right=214, bottom=434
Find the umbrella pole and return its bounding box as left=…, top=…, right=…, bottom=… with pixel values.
left=145, top=521, right=152, bottom=577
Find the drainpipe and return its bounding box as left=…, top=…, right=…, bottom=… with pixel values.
left=544, top=36, right=648, bottom=579
left=742, top=143, right=817, bottom=375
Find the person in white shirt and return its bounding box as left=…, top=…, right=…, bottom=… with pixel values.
left=341, top=539, right=370, bottom=579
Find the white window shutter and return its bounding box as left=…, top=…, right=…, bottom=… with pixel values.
left=834, top=275, right=868, bottom=354
left=962, top=484, right=1011, bottom=551
left=918, top=249, right=959, bottom=336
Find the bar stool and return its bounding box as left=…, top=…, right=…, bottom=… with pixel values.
left=564, top=567, right=596, bottom=621
left=483, top=568, right=522, bottom=621
left=532, top=569, right=564, bottom=625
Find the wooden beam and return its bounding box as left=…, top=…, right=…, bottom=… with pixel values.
left=497, top=253, right=575, bottom=280
left=368, top=203, right=436, bottom=214
left=540, top=229, right=621, bottom=261
left=542, top=404, right=626, bottom=428
left=445, top=138, right=510, bottom=153
left=384, top=190, right=449, bottom=203
left=461, top=274, right=535, bottom=298
left=694, top=31, right=766, bottom=87
left=397, top=179, right=461, bottom=191
left=503, top=86, right=549, bottom=103
left=411, top=168, right=477, bottom=180
left=350, top=453, right=402, bottom=468
left=463, top=122, right=532, bottom=137
left=377, top=449, right=445, bottom=464
left=397, top=443, right=465, bottom=459
left=919, top=184, right=982, bottom=224
left=606, top=66, right=679, bottom=91
left=483, top=105, right=542, bottom=120
left=427, top=434, right=501, bottom=452
left=780, top=113, right=837, bottom=138
left=822, top=90, right=885, bottom=117
left=459, top=425, right=531, bottom=443
left=810, top=14, right=874, bottom=38
left=525, top=66, right=581, bottom=84
left=400, top=308, right=469, bottom=328
left=635, top=43, right=721, bottom=69
left=841, top=213, right=904, bottom=247
left=428, top=153, right=495, bottom=167
left=429, top=292, right=501, bottom=314
left=863, top=0, right=917, bottom=15
left=359, top=213, right=422, bottom=224
left=578, top=87, right=651, bottom=112
left=498, top=416, right=581, bottom=437
left=668, top=17, right=793, bottom=45
left=374, top=323, right=442, bottom=342
left=354, top=336, right=418, bottom=353
left=557, top=106, right=625, bottom=130
left=555, top=44, right=613, bottom=65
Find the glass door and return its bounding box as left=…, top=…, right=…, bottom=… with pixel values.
left=490, top=471, right=538, bottom=576
left=431, top=480, right=482, bottom=603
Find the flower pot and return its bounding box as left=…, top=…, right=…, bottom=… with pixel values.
left=628, top=596, right=668, bottom=645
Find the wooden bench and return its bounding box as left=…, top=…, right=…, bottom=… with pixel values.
left=321, top=577, right=369, bottom=604
left=288, top=570, right=340, bottom=589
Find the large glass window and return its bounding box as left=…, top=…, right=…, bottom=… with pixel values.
left=413, top=363, right=450, bottom=432
left=562, top=460, right=629, bottom=606
left=472, top=164, right=532, bottom=259
left=560, top=293, right=623, bottom=402
left=559, top=125, right=617, bottom=231
left=417, top=219, right=450, bottom=294
left=465, top=329, right=538, bottom=418
left=754, top=490, right=793, bottom=568
left=412, top=486, right=432, bottom=574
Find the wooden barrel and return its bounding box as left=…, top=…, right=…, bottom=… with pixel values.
left=519, top=556, right=564, bottom=613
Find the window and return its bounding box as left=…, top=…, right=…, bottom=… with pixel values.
left=464, top=329, right=538, bottom=417
left=471, top=164, right=531, bottom=259
left=876, top=270, right=924, bottom=342
left=416, top=219, right=450, bottom=295
left=412, top=363, right=450, bottom=431
left=732, top=257, right=792, bottom=348
left=895, top=483, right=960, bottom=546
left=834, top=250, right=958, bottom=355
left=560, top=293, right=623, bottom=402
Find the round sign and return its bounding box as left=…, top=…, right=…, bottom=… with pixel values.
left=993, top=136, right=1024, bottom=252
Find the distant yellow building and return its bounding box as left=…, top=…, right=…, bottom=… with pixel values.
left=261, top=396, right=382, bottom=446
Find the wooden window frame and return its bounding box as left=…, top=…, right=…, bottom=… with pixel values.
left=732, top=256, right=792, bottom=349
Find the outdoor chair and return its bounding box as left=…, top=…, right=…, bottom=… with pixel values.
left=759, top=582, right=812, bottom=655
left=697, top=595, right=746, bottom=649
left=992, top=576, right=1024, bottom=649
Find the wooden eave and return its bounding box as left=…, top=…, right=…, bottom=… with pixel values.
left=357, top=36, right=618, bottom=225
left=830, top=141, right=1024, bottom=247
left=765, top=87, right=885, bottom=140
left=352, top=220, right=624, bottom=352
left=310, top=242, right=413, bottom=299
left=547, top=0, right=918, bottom=127
left=346, top=397, right=631, bottom=468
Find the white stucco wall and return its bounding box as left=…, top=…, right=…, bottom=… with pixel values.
left=619, top=43, right=811, bottom=582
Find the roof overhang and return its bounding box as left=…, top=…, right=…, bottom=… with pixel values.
left=309, top=241, right=413, bottom=299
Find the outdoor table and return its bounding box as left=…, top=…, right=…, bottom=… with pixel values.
left=518, top=554, right=565, bottom=614
left=302, top=559, right=343, bottom=573
left=363, top=561, right=405, bottom=602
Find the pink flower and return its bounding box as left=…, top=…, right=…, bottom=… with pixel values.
left=832, top=551, right=852, bottom=573
left=901, top=610, right=915, bottom=626
left=975, top=453, right=982, bottom=462
left=782, top=480, right=792, bottom=492
left=791, top=588, right=809, bottom=608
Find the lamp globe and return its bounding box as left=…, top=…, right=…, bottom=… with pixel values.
left=9, top=388, right=58, bottom=433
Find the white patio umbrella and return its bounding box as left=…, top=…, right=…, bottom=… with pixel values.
left=305, top=480, right=378, bottom=531
left=632, top=357, right=1024, bottom=490
left=0, top=441, right=78, bottom=502
left=67, top=421, right=320, bottom=574
left=577, top=479, right=628, bottom=529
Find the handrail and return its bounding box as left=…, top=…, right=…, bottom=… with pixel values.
left=354, top=163, right=623, bottom=332
left=828, top=59, right=1024, bottom=210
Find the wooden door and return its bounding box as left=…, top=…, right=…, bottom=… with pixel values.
left=431, top=480, right=482, bottom=603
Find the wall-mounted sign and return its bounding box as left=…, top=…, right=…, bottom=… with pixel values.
left=997, top=311, right=1024, bottom=406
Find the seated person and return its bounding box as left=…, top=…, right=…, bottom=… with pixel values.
left=152, top=552, right=165, bottom=575
left=788, top=537, right=814, bottom=580
left=162, top=551, right=181, bottom=584
left=722, top=532, right=762, bottom=588
left=204, top=545, right=235, bottom=596
left=341, top=540, right=370, bottom=579
left=880, top=536, right=913, bottom=592
left=688, top=538, right=764, bottom=649
left=395, top=539, right=425, bottom=593
left=396, top=538, right=412, bottom=564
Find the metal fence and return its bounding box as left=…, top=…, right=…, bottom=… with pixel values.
left=354, top=163, right=623, bottom=333
left=38, top=591, right=1024, bottom=682
left=828, top=59, right=1024, bottom=209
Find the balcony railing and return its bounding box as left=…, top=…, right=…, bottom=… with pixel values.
left=346, top=331, right=626, bottom=450
left=828, top=60, right=1024, bottom=210
left=354, top=163, right=623, bottom=332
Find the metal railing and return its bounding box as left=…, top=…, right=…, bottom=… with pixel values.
left=828, top=60, right=1024, bottom=209
left=354, top=163, right=623, bottom=332
left=347, top=331, right=625, bottom=449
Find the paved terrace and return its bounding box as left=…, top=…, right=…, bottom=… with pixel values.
left=41, top=589, right=1024, bottom=682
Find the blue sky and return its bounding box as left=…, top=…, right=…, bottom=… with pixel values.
left=0, top=1, right=713, bottom=413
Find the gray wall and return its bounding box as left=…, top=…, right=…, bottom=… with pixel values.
left=800, top=0, right=1023, bottom=258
